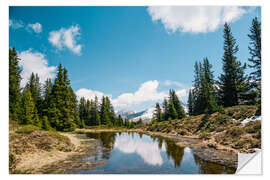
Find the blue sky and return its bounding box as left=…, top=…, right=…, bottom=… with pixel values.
left=9, top=6, right=261, bottom=111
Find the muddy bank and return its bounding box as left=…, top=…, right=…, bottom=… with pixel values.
left=78, top=128, right=238, bottom=169
left=11, top=132, right=106, bottom=174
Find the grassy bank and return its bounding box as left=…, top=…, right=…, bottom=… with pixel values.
left=145, top=105, right=261, bottom=153
left=9, top=121, right=85, bottom=174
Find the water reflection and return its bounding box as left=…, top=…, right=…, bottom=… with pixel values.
left=83, top=132, right=235, bottom=174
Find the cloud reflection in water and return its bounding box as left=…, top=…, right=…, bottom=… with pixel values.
left=114, top=134, right=165, bottom=166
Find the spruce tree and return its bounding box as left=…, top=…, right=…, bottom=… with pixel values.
left=154, top=103, right=162, bottom=122
left=187, top=89, right=194, bottom=116
left=201, top=58, right=218, bottom=113
left=9, top=48, right=22, bottom=121
left=100, top=96, right=111, bottom=126
left=162, top=98, right=169, bottom=121
left=170, top=89, right=186, bottom=119
left=21, top=88, right=41, bottom=127
left=42, top=78, right=53, bottom=116
left=168, top=100, right=178, bottom=120
left=47, top=64, right=75, bottom=131
left=248, top=17, right=261, bottom=105
left=218, top=23, right=247, bottom=107
left=25, top=73, right=43, bottom=117
left=92, top=96, right=101, bottom=126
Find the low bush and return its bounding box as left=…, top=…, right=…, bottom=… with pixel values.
left=15, top=125, right=41, bottom=134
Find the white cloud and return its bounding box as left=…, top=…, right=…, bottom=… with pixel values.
left=76, top=80, right=188, bottom=109
left=27, top=23, right=42, bottom=33
left=164, top=80, right=184, bottom=88
left=176, top=89, right=187, bottom=98
left=147, top=6, right=246, bottom=33
left=9, top=19, right=24, bottom=29
left=49, top=25, right=82, bottom=55
left=18, top=49, right=57, bottom=87
left=76, top=88, right=112, bottom=102
left=112, top=80, right=167, bottom=107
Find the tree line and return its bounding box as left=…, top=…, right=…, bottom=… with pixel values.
left=153, top=89, right=186, bottom=122
left=9, top=52, right=135, bottom=131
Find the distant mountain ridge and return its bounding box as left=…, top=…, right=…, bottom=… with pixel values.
left=116, top=102, right=187, bottom=124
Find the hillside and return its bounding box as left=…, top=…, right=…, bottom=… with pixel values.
left=9, top=121, right=76, bottom=173
left=145, top=105, right=261, bottom=153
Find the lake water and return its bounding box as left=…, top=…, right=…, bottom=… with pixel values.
left=74, top=132, right=236, bottom=174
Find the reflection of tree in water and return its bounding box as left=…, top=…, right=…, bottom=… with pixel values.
left=193, top=155, right=236, bottom=174
left=151, top=135, right=185, bottom=168
left=86, top=132, right=117, bottom=160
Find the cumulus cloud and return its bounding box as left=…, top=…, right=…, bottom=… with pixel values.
left=18, top=49, right=57, bottom=87
left=147, top=6, right=246, bottom=33
left=176, top=89, right=187, bottom=98
left=49, top=25, right=82, bottom=55
left=76, top=88, right=112, bottom=101
left=112, top=80, right=167, bottom=107
left=164, top=80, right=184, bottom=88
left=76, top=80, right=188, bottom=109
left=9, top=19, right=24, bottom=29
left=114, top=133, right=165, bottom=166
left=27, top=23, right=42, bottom=33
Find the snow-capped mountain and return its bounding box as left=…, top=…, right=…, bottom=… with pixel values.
left=115, top=109, right=135, bottom=119
left=129, top=107, right=155, bottom=124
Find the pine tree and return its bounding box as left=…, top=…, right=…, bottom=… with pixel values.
left=41, top=116, right=51, bottom=130
left=42, top=78, right=53, bottom=116
left=92, top=96, right=101, bottom=126
left=248, top=17, right=261, bottom=105
left=9, top=47, right=22, bottom=121
left=192, top=62, right=204, bottom=115
left=47, top=64, right=75, bottom=131
left=187, top=89, right=194, bottom=116
left=154, top=103, right=162, bottom=122
left=218, top=23, right=248, bottom=107
left=100, top=96, right=111, bottom=126
left=201, top=58, right=218, bottom=114
left=25, top=73, right=43, bottom=117
left=168, top=100, right=178, bottom=120
left=170, top=89, right=186, bottom=119
left=21, top=88, right=41, bottom=127
left=162, top=98, right=169, bottom=121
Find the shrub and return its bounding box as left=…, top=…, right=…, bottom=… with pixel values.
left=15, top=125, right=41, bottom=134
left=215, top=114, right=231, bottom=125
left=245, top=121, right=261, bottom=134
left=199, top=131, right=211, bottom=140
left=226, top=127, right=244, bottom=137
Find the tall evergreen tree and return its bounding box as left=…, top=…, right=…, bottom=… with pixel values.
left=187, top=89, right=194, bottom=116
left=9, top=48, right=22, bottom=121
left=91, top=96, right=101, bottom=126
left=21, top=88, right=41, bottom=127
left=25, top=73, right=43, bottom=117
left=100, top=96, right=111, bottom=126
left=218, top=23, right=247, bottom=107
left=154, top=103, right=162, bottom=122
left=42, top=78, right=53, bottom=116
left=47, top=64, right=75, bottom=131
left=247, top=17, right=261, bottom=105
left=201, top=58, right=218, bottom=113
left=170, top=89, right=186, bottom=119
left=162, top=98, right=169, bottom=121
left=167, top=100, right=178, bottom=120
